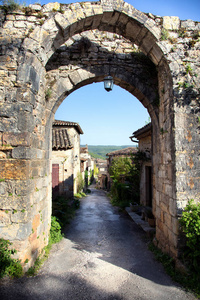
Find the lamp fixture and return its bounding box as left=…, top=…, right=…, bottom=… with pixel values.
left=104, top=57, right=114, bottom=92
left=104, top=75, right=114, bottom=92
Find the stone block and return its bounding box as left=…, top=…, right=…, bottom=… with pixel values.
left=145, top=18, right=161, bottom=40
left=164, top=212, right=172, bottom=230
left=0, top=182, right=6, bottom=195
left=135, top=26, right=148, bottom=44
left=68, top=70, right=82, bottom=86
left=163, top=16, right=180, bottom=30
left=43, top=2, right=60, bottom=12
left=14, top=21, right=26, bottom=28
left=171, top=217, right=179, bottom=235
left=149, top=43, right=163, bottom=65
left=29, top=4, right=42, bottom=11
left=160, top=200, right=168, bottom=213
left=30, top=66, right=40, bottom=94
left=169, top=198, right=177, bottom=217
left=181, top=19, right=196, bottom=29
left=3, top=132, right=30, bottom=147
left=0, top=160, right=30, bottom=180
left=17, top=111, right=35, bottom=132
left=125, top=20, right=142, bottom=41
left=131, top=10, right=148, bottom=25
left=0, top=210, right=11, bottom=224
left=3, top=21, right=13, bottom=29
left=15, top=180, right=34, bottom=196
left=55, top=13, right=70, bottom=31
left=12, top=147, right=33, bottom=159
left=10, top=209, right=23, bottom=223
left=17, top=221, right=32, bottom=240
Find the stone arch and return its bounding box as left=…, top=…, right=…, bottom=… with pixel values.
left=1, top=0, right=200, bottom=269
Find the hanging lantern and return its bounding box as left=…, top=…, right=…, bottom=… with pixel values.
left=104, top=75, right=114, bottom=92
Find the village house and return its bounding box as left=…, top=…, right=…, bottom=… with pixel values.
left=130, top=123, right=152, bottom=207
left=80, top=145, right=95, bottom=188
left=94, top=158, right=108, bottom=189
left=52, top=120, right=83, bottom=199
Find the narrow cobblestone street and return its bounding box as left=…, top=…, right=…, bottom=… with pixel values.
left=0, top=187, right=197, bottom=300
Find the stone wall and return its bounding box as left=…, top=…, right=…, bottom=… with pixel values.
left=0, top=0, right=200, bottom=267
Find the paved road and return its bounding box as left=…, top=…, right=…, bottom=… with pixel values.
left=0, top=188, right=197, bottom=299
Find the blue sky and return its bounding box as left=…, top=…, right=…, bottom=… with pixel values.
left=38, top=0, right=200, bottom=146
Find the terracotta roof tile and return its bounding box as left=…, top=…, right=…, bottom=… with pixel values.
left=52, top=128, right=72, bottom=150
left=53, top=120, right=83, bottom=134
left=106, top=147, right=137, bottom=156
left=131, top=123, right=152, bottom=139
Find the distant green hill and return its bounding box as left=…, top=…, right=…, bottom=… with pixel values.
left=82, top=145, right=136, bottom=159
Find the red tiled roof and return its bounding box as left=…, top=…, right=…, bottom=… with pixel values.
left=52, top=128, right=72, bottom=150
left=131, top=123, right=152, bottom=139
left=106, top=147, right=137, bottom=157
left=53, top=120, right=83, bottom=134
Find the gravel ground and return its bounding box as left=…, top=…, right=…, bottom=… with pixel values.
left=0, top=187, right=197, bottom=300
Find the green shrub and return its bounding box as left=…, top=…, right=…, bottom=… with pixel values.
left=0, top=239, right=23, bottom=279
left=149, top=242, right=200, bottom=297
left=49, top=216, right=63, bottom=244
left=180, top=199, right=200, bottom=273
left=110, top=180, right=131, bottom=209
left=109, top=154, right=141, bottom=208
left=76, top=172, right=84, bottom=194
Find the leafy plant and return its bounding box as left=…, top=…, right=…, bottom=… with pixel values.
left=161, top=28, right=169, bottom=41
left=178, top=28, right=187, bottom=38
left=76, top=171, right=84, bottom=194
left=109, top=157, right=132, bottom=181
left=45, top=88, right=52, bottom=101
left=1, top=0, right=20, bottom=13
left=180, top=199, right=200, bottom=274
left=0, top=239, right=23, bottom=279
left=109, top=154, right=141, bottom=208
left=186, top=64, right=193, bottom=76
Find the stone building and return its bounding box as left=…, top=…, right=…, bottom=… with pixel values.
left=130, top=123, right=152, bottom=207
left=52, top=120, right=83, bottom=198
left=80, top=145, right=94, bottom=188
left=94, top=158, right=108, bottom=189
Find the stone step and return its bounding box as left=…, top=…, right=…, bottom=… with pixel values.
left=125, top=207, right=156, bottom=237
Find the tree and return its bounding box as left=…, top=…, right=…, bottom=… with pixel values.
left=109, top=157, right=132, bottom=182
left=109, top=156, right=140, bottom=207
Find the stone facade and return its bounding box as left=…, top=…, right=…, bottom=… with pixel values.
left=0, top=0, right=200, bottom=267
left=131, top=123, right=152, bottom=207
left=80, top=145, right=94, bottom=188
left=52, top=120, right=83, bottom=198
left=94, top=158, right=108, bottom=189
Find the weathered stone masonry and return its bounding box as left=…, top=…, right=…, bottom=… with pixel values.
left=0, top=0, right=200, bottom=268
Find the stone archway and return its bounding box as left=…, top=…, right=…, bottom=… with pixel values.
left=0, top=0, right=200, bottom=268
